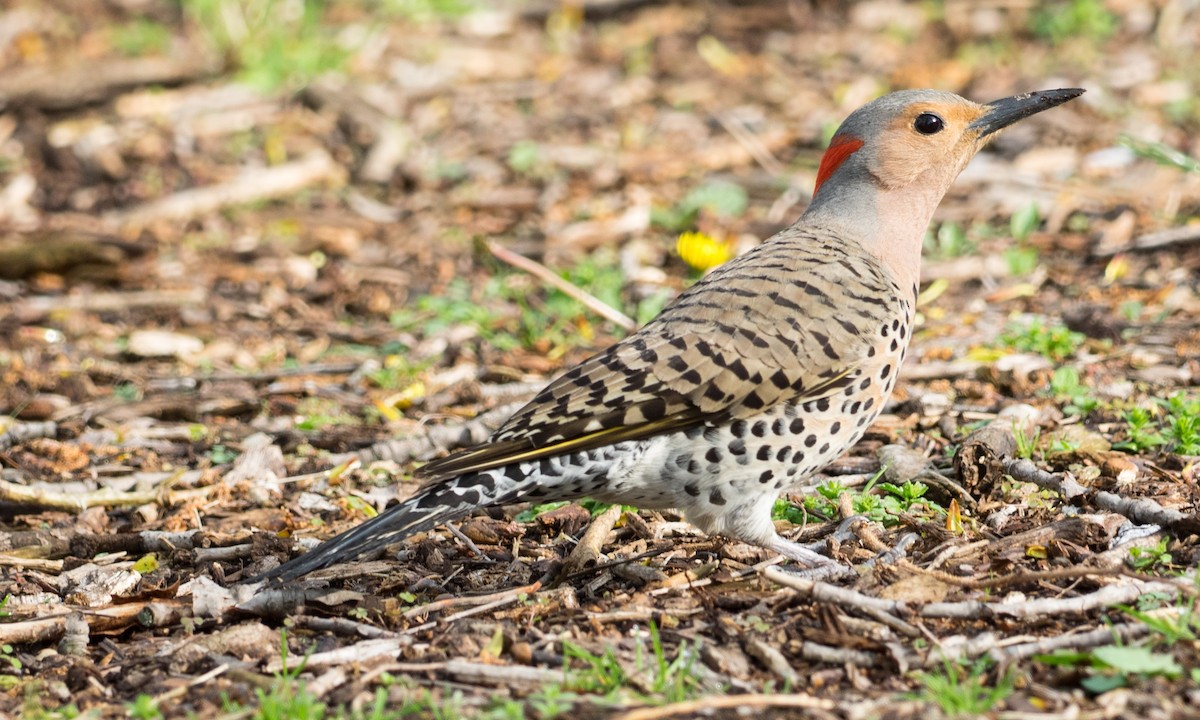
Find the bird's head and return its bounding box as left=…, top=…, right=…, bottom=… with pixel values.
left=813, top=88, right=1084, bottom=198
left=802, top=87, right=1083, bottom=295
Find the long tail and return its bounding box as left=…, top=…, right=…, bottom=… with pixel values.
left=254, top=470, right=528, bottom=582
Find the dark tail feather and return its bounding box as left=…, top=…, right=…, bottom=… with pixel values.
left=252, top=479, right=503, bottom=582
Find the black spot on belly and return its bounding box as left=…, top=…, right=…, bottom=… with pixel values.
left=684, top=482, right=700, bottom=497
left=709, top=488, right=727, bottom=506
left=759, top=469, right=774, bottom=484
left=705, top=447, right=722, bottom=463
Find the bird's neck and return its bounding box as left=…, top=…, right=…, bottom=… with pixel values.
left=801, top=183, right=941, bottom=300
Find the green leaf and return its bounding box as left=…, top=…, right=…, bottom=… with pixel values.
left=1091, top=645, right=1182, bottom=677
left=1033, top=650, right=1092, bottom=666
left=1080, top=673, right=1127, bottom=694
left=1002, top=245, right=1040, bottom=276
left=1010, top=202, right=1041, bottom=241
left=681, top=180, right=748, bottom=218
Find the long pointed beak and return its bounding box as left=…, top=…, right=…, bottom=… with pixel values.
left=970, top=88, right=1085, bottom=137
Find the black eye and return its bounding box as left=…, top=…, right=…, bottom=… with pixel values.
left=914, top=113, right=945, bottom=135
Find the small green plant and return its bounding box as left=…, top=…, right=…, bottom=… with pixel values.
left=1040, top=645, right=1183, bottom=694
left=640, top=621, right=704, bottom=703
left=563, top=641, right=626, bottom=695
left=125, top=694, right=163, bottom=720
left=1164, top=413, right=1200, bottom=456
left=923, top=221, right=975, bottom=259
left=1121, top=596, right=1198, bottom=645
left=797, top=472, right=937, bottom=527
left=1048, top=366, right=1099, bottom=416
left=184, top=0, right=351, bottom=90
left=1002, top=245, right=1040, bottom=276
left=998, top=317, right=1086, bottom=361
left=910, top=658, right=1016, bottom=716
left=651, top=179, right=748, bottom=232
left=1029, top=0, right=1117, bottom=43
left=382, top=0, right=475, bottom=21
left=1010, top=202, right=1041, bottom=241
left=1128, top=538, right=1173, bottom=571
left=507, top=140, right=543, bottom=176
left=110, top=19, right=171, bottom=56
left=1114, top=407, right=1166, bottom=453
left=208, top=444, right=238, bottom=464
left=1013, top=422, right=1041, bottom=460
left=1119, top=135, right=1200, bottom=175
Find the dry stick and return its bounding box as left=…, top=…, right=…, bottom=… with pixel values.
left=1093, top=223, right=1200, bottom=257
left=443, top=659, right=564, bottom=687
left=289, top=615, right=397, bottom=640
left=401, top=581, right=541, bottom=620
left=0, top=421, right=56, bottom=451
left=0, top=555, right=63, bottom=572
left=105, top=149, right=345, bottom=231
left=995, top=622, right=1150, bottom=663
left=763, top=566, right=1188, bottom=621
left=13, top=288, right=207, bottom=323
left=560, top=504, right=624, bottom=577
left=0, top=601, right=180, bottom=645
left=612, top=693, right=836, bottom=720
left=486, top=241, right=636, bottom=332
left=1004, top=458, right=1200, bottom=533
left=714, top=111, right=786, bottom=176
left=0, top=478, right=216, bottom=512
left=267, top=637, right=411, bottom=674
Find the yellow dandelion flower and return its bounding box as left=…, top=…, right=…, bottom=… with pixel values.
left=677, top=231, right=735, bottom=272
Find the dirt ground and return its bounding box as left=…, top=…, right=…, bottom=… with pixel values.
left=1, top=0, right=1199, bottom=718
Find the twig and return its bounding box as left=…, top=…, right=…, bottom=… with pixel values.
left=560, top=504, right=623, bottom=577
left=611, top=693, right=835, bottom=720
left=443, top=659, right=563, bottom=687
left=105, top=149, right=345, bottom=231
left=289, top=615, right=397, bottom=640
left=0, top=421, right=56, bottom=451
left=402, top=581, right=541, bottom=620
left=0, top=602, right=167, bottom=645
left=13, top=289, right=207, bottom=323
left=487, top=241, right=636, bottom=331
left=1004, top=458, right=1200, bottom=534
left=714, top=111, right=785, bottom=176
left=0, top=554, right=63, bottom=572
left=0, top=478, right=216, bottom=512
left=267, top=637, right=411, bottom=674
left=992, top=622, right=1150, bottom=662
left=1093, top=223, right=1200, bottom=257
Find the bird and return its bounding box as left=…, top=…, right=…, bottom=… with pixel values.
left=258, top=87, right=1084, bottom=581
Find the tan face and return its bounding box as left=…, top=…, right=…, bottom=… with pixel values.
left=869, top=100, right=991, bottom=190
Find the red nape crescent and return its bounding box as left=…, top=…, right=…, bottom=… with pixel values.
left=814, top=135, right=865, bottom=193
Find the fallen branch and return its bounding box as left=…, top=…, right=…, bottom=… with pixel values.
left=1003, top=458, right=1200, bottom=534
left=487, top=240, right=636, bottom=331
left=13, top=289, right=207, bottom=324
left=0, top=421, right=56, bottom=451
left=402, top=581, right=541, bottom=620
left=1093, top=223, right=1200, bottom=257
left=0, top=478, right=217, bottom=512
left=105, top=149, right=345, bottom=231
left=560, top=504, right=624, bottom=577
left=611, top=692, right=835, bottom=720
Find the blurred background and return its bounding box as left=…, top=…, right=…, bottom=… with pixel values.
left=1, top=2, right=1199, bottom=717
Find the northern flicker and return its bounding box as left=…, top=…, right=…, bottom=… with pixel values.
left=260, top=87, right=1083, bottom=581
